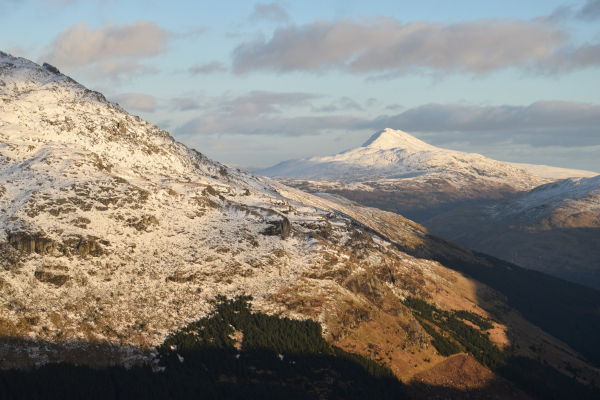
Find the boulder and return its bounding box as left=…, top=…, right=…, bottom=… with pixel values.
left=262, top=216, right=291, bottom=239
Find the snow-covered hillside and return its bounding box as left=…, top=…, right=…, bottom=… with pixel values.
left=486, top=175, right=600, bottom=224
left=1, top=53, right=598, bottom=388
left=259, top=128, right=549, bottom=190
left=0, top=52, right=490, bottom=370
left=423, top=175, right=600, bottom=290
left=508, top=163, right=598, bottom=180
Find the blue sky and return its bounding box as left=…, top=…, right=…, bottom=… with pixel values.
left=2, top=0, right=600, bottom=171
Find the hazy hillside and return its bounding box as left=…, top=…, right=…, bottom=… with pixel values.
left=423, top=176, right=600, bottom=290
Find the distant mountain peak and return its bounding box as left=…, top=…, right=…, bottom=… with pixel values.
left=361, top=128, right=437, bottom=151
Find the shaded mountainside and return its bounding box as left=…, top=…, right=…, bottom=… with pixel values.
left=0, top=297, right=406, bottom=400
left=1, top=52, right=600, bottom=398
left=280, top=177, right=523, bottom=222
left=259, top=128, right=552, bottom=222
left=423, top=176, right=600, bottom=290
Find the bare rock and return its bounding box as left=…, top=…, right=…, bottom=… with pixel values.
left=34, top=270, right=69, bottom=287
left=262, top=216, right=291, bottom=239
left=8, top=232, right=55, bottom=255
left=42, top=63, right=60, bottom=75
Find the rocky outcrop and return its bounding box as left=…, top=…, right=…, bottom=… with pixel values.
left=126, top=215, right=159, bottom=231
left=42, top=63, right=60, bottom=75
left=74, top=236, right=106, bottom=257
left=8, top=232, right=55, bottom=255
left=34, top=266, right=69, bottom=287
left=261, top=216, right=291, bottom=239
left=346, top=275, right=386, bottom=299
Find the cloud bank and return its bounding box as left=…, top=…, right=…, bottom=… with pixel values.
left=40, top=20, right=169, bottom=80
left=232, top=17, right=600, bottom=76
left=357, top=101, right=600, bottom=147
left=174, top=94, right=600, bottom=149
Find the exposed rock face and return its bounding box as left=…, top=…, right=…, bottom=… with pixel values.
left=8, top=233, right=55, bottom=255
left=261, top=216, right=291, bottom=239
left=42, top=63, right=60, bottom=75
left=34, top=269, right=69, bottom=287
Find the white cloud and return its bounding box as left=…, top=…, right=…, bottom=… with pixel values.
left=40, top=20, right=169, bottom=81
left=232, top=17, right=600, bottom=76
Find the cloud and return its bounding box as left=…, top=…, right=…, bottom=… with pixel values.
left=176, top=114, right=360, bottom=137
left=172, top=90, right=359, bottom=136
left=578, top=0, right=600, bottom=21
left=354, top=101, right=600, bottom=147
left=110, top=93, right=156, bottom=112
left=173, top=92, right=600, bottom=151
left=170, top=96, right=203, bottom=111
left=365, top=98, right=378, bottom=108
left=189, top=61, right=227, bottom=75
left=384, top=103, right=404, bottom=111
left=249, top=2, right=290, bottom=23
left=216, top=91, right=320, bottom=117
left=232, top=17, right=600, bottom=76
left=174, top=26, right=209, bottom=40
left=311, top=96, right=363, bottom=112
left=40, top=20, right=169, bottom=80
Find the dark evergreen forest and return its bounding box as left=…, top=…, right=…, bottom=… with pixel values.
left=0, top=296, right=406, bottom=400
left=402, top=296, right=600, bottom=400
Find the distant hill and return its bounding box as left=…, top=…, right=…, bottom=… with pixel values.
left=508, top=163, right=598, bottom=179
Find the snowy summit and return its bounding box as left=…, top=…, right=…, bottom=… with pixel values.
left=259, top=128, right=548, bottom=190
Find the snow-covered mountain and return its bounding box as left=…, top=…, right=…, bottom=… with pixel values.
left=259, top=128, right=549, bottom=188
left=2, top=52, right=599, bottom=390
left=488, top=175, right=600, bottom=222
left=258, top=128, right=552, bottom=221
left=0, top=52, right=506, bottom=373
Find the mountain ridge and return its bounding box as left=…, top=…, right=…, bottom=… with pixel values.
left=259, top=128, right=555, bottom=221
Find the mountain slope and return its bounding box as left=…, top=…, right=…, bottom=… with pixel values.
left=1, top=52, right=599, bottom=396
left=423, top=176, right=600, bottom=290
left=259, top=128, right=552, bottom=221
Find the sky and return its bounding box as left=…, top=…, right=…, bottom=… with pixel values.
left=2, top=0, right=600, bottom=172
